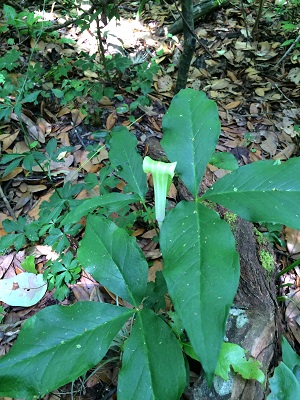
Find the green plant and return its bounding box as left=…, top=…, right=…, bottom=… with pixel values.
left=0, top=306, right=4, bottom=323
left=0, top=89, right=300, bottom=398
left=268, top=336, right=300, bottom=399
left=125, top=60, right=160, bottom=110
left=1, top=4, right=51, bottom=36
left=0, top=3, right=159, bottom=121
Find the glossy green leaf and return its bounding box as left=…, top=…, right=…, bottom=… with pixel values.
left=118, top=308, right=186, bottom=400
left=268, top=362, right=300, bottom=400
left=21, top=255, right=37, bottom=274
left=77, top=215, right=148, bottom=307
left=0, top=302, right=134, bottom=398
left=215, top=342, right=264, bottom=383
left=202, top=158, right=300, bottom=229
left=60, top=192, right=140, bottom=226
left=0, top=233, right=24, bottom=253
left=109, top=126, right=147, bottom=200
left=160, top=201, right=239, bottom=383
left=161, top=89, right=220, bottom=197
left=282, top=336, right=300, bottom=372
left=209, top=151, right=239, bottom=171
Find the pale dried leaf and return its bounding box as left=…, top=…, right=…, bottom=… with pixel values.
left=71, top=109, right=86, bottom=126
left=285, top=227, right=300, bottom=256
left=0, top=130, right=19, bottom=151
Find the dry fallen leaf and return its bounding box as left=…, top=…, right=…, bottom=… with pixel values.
left=106, top=111, right=117, bottom=130
left=71, top=109, right=86, bottom=126
left=157, top=75, right=173, bottom=92
left=0, top=130, right=19, bottom=151
left=148, top=260, right=163, bottom=282
left=0, top=167, right=23, bottom=181
left=285, top=227, right=300, bottom=257
left=224, top=100, right=241, bottom=110
left=11, top=113, right=45, bottom=143
left=286, top=290, right=300, bottom=346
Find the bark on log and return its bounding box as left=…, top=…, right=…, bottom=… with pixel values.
left=175, top=0, right=196, bottom=93
left=167, top=0, right=230, bottom=35
left=191, top=217, right=281, bottom=400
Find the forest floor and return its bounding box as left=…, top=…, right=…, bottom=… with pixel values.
left=0, top=0, right=300, bottom=399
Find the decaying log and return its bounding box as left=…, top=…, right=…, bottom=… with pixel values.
left=167, top=0, right=230, bottom=35
left=191, top=217, right=281, bottom=400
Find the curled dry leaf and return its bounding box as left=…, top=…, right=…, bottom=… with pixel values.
left=106, top=111, right=117, bottom=130
left=11, top=113, right=45, bottom=143
left=273, top=143, right=296, bottom=160
left=0, top=167, right=23, bottom=181
left=286, top=290, right=300, bottom=346
left=71, top=108, right=87, bottom=126
left=37, top=117, right=52, bottom=135
left=285, top=227, right=300, bottom=257
left=0, top=130, right=19, bottom=151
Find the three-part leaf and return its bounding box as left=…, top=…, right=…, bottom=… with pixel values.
left=109, top=126, right=148, bottom=200
left=60, top=192, right=140, bottom=226
left=0, top=302, right=134, bottom=398
left=78, top=215, right=148, bottom=307
left=160, top=201, right=240, bottom=383
left=118, top=308, right=186, bottom=400
left=161, top=89, right=220, bottom=197
left=202, top=158, right=300, bottom=229
left=268, top=362, right=300, bottom=400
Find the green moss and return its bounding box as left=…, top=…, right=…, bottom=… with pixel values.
left=259, top=249, right=274, bottom=272
left=253, top=227, right=269, bottom=245
left=224, top=211, right=237, bottom=229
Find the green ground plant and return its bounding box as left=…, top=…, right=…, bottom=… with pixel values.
left=0, top=89, right=300, bottom=398
left=269, top=336, right=300, bottom=398
left=0, top=3, right=159, bottom=121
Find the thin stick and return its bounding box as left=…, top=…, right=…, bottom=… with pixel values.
left=0, top=184, right=17, bottom=221
left=276, top=34, right=300, bottom=66
left=174, top=2, right=212, bottom=57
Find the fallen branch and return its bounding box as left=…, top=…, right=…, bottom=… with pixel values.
left=167, top=0, right=230, bottom=35
left=276, top=33, right=300, bottom=66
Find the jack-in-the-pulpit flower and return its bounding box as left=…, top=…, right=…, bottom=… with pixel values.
left=143, top=156, right=177, bottom=228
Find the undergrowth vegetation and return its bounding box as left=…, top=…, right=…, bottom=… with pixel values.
left=0, top=88, right=300, bottom=399
left=0, top=2, right=159, bottom=123
left=1, top=0, right=300, bottom=398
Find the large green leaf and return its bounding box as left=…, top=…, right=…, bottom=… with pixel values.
left=77, top=214, right=148, bottom=307
left=215, top=342, right=265, bottom=383
left=160, top=201, right=240, bottom=383
left=161, top=89, right=220, bottom=197
left=60, top=192, right=140, bottom=226
left=202, top=158, right=300, bottom=229
left=268, top=362, right=300, bottom=400
left=282, top=336, right=300, bottom=372
left=0, top=302, right=134, bottom=398
left=118, top=308, right=186, bottom=400
left=109, top=126, right=147, bottom=200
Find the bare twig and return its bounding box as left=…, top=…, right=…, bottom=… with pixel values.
left=273, top=83, right=295, bottom=105
left=174, top=2, right=212, bottom=57
left=276, top=34, right=300, bottom=66
left=252, top=0, right=265, bottom=38
left=0, top=184, right=17, bottom=221
left=239, top=0, right=251, bottom=42
left=43, top=6, right=96, bottom=33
